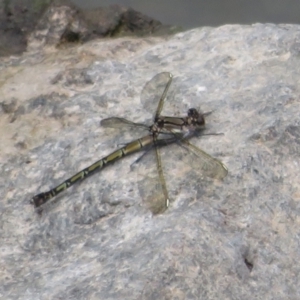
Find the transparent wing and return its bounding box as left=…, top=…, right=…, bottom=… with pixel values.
left=141, top=72, right=173, bottom=119
left=101, top=117, right=149, bottom=129
left=134, top=144, right=169, bottom=214
left=100, top=117, right=149, bottom=141
left=175, top=138, right=228, bottom=179
left=136, top=137, right=227, bottom=214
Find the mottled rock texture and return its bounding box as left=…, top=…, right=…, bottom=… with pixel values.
left=1, top=24, right=300, bottom=299
left=0, top=0, right=172, bottom=56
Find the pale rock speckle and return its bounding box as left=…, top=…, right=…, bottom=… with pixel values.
left=1, top=24, right=300, bottom=299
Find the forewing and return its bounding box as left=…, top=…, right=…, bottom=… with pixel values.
left=101, top=117, right=148, bottom=129
left=100, top=117, right=149, bottom=141
left=141, top=72, right=173, bottom=117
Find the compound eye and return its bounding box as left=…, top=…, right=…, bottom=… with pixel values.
left=187, top=108, right=198, bottom=117
left=187, top=108, right=205, bottom=125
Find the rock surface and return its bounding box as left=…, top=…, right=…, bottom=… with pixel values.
left=1, top=23, right=300, bottom=299
left=0, top=0, right=175, bottom=57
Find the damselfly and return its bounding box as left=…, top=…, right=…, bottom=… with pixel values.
left=31, top=72, right=227, bottom=213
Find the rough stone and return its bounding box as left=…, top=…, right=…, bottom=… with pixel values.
left=1, top=23, right=300, bottom=299
left=0, top=0, right=174, bottom=56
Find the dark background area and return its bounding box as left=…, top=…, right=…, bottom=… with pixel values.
left=71, top=0, right=300, bottom=29
left=1, top=0, right=299, bottom=57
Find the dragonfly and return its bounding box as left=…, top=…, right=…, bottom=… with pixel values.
left=31, top=72, right=227, bottom=213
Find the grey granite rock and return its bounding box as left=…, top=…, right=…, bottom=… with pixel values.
left=1, top=23, right=300, bottom=299
left=0, top=0, right=173, bottom=57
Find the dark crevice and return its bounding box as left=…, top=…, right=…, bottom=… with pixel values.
left=244, top=257, right=254, bottom=272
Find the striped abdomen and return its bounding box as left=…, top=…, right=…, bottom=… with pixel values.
left=31, top=135, right=154, bottom=207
